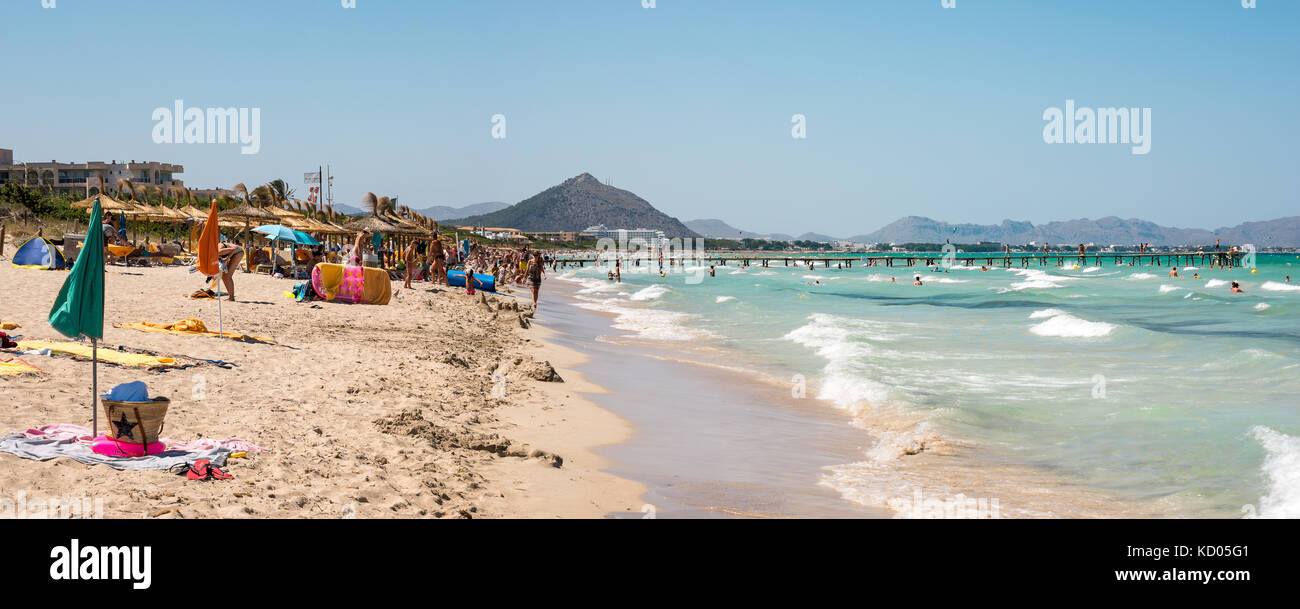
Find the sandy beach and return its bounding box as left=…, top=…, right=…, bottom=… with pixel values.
left=0, top=246, right=645, bottom=519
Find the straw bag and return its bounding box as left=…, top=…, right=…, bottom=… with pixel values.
left=100, top=397, right=170, bottom=445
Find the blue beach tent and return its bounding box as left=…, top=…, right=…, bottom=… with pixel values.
left=11, top=237, right=66, bottom=270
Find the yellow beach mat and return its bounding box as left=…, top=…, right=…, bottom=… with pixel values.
left=0, top=357, right=44, bottom=377
left=15, top=340, right=180, bottom=368
left=114, top=319, right=276, bottom=344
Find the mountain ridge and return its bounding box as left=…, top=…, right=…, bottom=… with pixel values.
left=689, top=215, right=1300, bottom=246
left=447, top=173, right=698, bottom=237
left=849, top=216, right=1300, bottom=247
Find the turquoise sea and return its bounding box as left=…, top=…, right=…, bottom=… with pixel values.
left=557, top=253, right=1300, bottom=518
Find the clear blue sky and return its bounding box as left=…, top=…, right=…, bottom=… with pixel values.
left=2, top=0, right=1296, bottom=237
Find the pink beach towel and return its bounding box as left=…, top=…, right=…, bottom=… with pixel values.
left=21, top=424, right=268, bottom=454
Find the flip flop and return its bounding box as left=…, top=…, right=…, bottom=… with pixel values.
left=186, top=459, right=211, bottom=480
left=209, top=465, right=234, bottom=480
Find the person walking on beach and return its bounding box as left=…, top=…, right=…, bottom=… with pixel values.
left=527, top=251, right=546, bottom=311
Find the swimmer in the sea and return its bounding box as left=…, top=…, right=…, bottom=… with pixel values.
left=1230, top=281, right=1245, bottom=294
left=1169, top=267, right=1179, bottom=278
left=1193, top=272, right=1200, bottom=279
left=913, top=275, right=923, bottom=286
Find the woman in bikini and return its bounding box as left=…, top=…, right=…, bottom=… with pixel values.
left=212, top=242, right=244, bottom=301
left=429, top=238, right=448, bottom=286
left=527, top=251, right=546, bottom=311
left=403, top=239, right=422, bottom=289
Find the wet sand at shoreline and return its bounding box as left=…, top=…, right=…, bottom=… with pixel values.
left=534, top=280, right=889, bottom=518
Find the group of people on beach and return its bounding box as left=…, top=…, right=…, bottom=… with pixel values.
left=165, top=221, right=553, bottom=310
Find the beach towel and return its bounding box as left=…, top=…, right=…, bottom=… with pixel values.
left=106, top=245, right=135, bottom=258
left=15, top=340, right=181, bottom=368
left=0, top=357, right=44, bottom=376
left=311, top=263, right=390, bottom=305
left=114, top=319, right=276, bottom=344
left=20, top=424, right=268, bottom=454
left=0, top=433, right=230, bottom=471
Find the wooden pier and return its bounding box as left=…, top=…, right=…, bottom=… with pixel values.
left=557, top=251, right=1247, bottom=269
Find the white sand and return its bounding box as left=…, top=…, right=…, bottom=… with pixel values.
left=0, top=258, right=644, bottom=518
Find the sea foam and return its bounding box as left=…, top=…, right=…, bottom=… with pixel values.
left=1250, top=426, right=1300, bottom=519
left=629, top=284, right=670, bottom=301
left=1261, top=281, right=1300, bottom=293
left=1028, top=309, right=1116, bottom=338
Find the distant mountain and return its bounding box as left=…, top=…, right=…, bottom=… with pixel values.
left=684, top=219, right=820, bottom=242
left=448, top=173, right=698, bottom=237
left=685, top=219, right=772, bottom=240
left=417, top=202, right=509, bottom=221
left=796, top=232, right=840, bottom=243
left=333, top=201, right=508, bottom=220
left=848, top=216, right=1300, bottom=247
left=332, top=203, right=365, bottom=216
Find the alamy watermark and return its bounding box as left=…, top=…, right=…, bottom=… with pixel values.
left=1, top=491, right=103, bottom=519
left=888, top=487, right=1001, bottom=519
left=152, top=100, right=261, bottom=155
left=595, top=237, right=709, bottom=284
left=1043, top=100, right=1151, bottom=155
left=492, top=114, right=507, bottom=139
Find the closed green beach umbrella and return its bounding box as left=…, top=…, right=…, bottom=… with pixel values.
left=48, top=197, right=107, bottom=436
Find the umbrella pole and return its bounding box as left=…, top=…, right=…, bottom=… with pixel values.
left=91, top=337, right=98, bottom=438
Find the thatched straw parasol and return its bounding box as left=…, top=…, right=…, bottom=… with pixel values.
left=342, top=215, right=398, bottom=233
left=220, top=203, right=280, bottom=268
left=343, top=192, right=400, bottom=234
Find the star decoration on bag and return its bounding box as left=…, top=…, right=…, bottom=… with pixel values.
left=112, top=413, right=138, bottom=441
